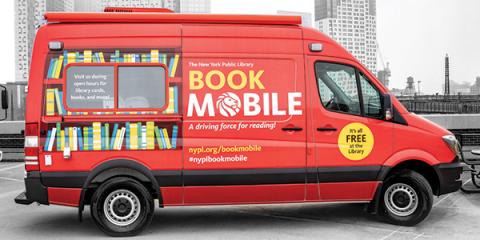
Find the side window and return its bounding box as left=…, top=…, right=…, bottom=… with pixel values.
left=315, top=62, right=361, bottom=115
left=359, top=73, right=382, bottom=118
left=118, top=66, right=166, bottom=109
left=65, top=65, right=167, bottom=110
left=66, top=66, right=115, bottom=109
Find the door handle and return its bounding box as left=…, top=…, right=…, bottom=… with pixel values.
left=282, top=127, right=303, bottom=132
left=317, top=127, right=337, bottom=132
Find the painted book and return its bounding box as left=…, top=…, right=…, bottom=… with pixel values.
left=110, top=123, right=119, bottom=149
left=60, top=130, right=65, bottom=151
left=154, top=126, right=164, bottom=149
left=146, top=122, right=155, bottom=150
left=84, top=50, right=92, bottom=63
left=92, top=122, right=102, bottom=150
left=45, top=88, right=55, bottom=116
left=47, top=128, right=57, bottom=152
left=162, top=128, right=172, bottom=149
left=125, top=122, right=130, bottom=150
left=47, top=59, right=55, bottom=78
left=56, top=122, right=61, bottom=151
left=77, top=127, right=83, bottom=151
left=53, top=89, right=64, bottom=115
left=72, top=127, right=77, bottom=151
left=104, top=123, right=109, bottom=150
left=83, top=127, right=89, bottom=150
left=99, top=52, right=106, bottom=63
left=88, top=127, right=93, bottom=151
left=151, top=50, right=159, bottom=63
left=65, top=127, right=70, bottom=149
left=141, top=125, right=147, bottom=150
left=130, top=122, right=138, bottom=150
left=171, top=125, right=178, bottom=149
left=159, top=128, right=167, bottom=150
left=44, top=130, right=51, bottom=151
left=170, top=54, right=180, bottom=77
left=51, top=58, right=58, bottom=79
left=101, top=125, right=105, bottom=150
left=137, top=122, right=142, bottom=149
left=54, top=55, right=64, bottom=79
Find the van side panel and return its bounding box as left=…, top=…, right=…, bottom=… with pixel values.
left=319, top=182, right=380, bottom=201
left=47, top=187, right=82, bottom=207
left=181, top=25, right=307, bottom=204
left=32, top=23, right=185, bottom=206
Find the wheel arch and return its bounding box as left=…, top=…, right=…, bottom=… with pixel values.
left=369, top=159, right=441, bottom=214
left=383, top=160, right=440, bottom=196
left=78, top=159, right=162, bottom=221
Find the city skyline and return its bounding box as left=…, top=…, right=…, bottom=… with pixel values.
left=13, top=0, right=211, bottom=84
left=315, top=0, right=377, bottom=75
left=2, top=0, right=480, bottom=95
left=277, top=10, right=312, bottom=27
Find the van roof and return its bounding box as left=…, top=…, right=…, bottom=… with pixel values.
left=44, top=12, right=302, bottom=26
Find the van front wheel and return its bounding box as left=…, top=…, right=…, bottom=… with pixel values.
left=90, top=177, right=154, bottom=237
left=379, top=170, right=433, bottom=226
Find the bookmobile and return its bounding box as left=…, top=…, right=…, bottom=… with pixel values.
left=15, top=8, right=463, bottom=236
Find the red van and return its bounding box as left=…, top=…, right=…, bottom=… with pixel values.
left=15, top=10, right=463, bottom=236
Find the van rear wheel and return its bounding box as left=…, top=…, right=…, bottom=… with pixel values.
left=379, top=170, right=433, bottom=226
left=90, top=177, right=154, bottom=237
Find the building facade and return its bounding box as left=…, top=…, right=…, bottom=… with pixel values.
left=277, top=10, right=312, bottom=27
left=14, top=0, right=210, bottom=83
left=99, top=0, right=164, bottom=10
left=180, top=0, right=211, bottom=13
left=72, top=0, right=102, bottom=12
left=377, top=62, right=391, bottom=88
left=15, top=0, right=76, bottom=83
left=315, top=0, right=377, bottom=74
left=470, top=77, right=480, bottom=95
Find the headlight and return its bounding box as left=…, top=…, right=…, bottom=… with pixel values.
left=442, top=135, right=462, bottom=158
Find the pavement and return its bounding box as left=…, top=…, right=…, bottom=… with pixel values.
left=1, top=162, right=480, bottom=240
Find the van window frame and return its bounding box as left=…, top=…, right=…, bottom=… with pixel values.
left=357, top=71, right=384, bottom=120
left=313, top=60, right=385, bottom=120
left=62, top=62, right=169, bottom=113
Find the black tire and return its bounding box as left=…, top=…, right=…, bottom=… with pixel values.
left=378, top=170, right=433, bottom=226
left=90, top=177, right=154, bottom=237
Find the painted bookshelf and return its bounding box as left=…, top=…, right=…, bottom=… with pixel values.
left=41, top=48, right=183, bottom=153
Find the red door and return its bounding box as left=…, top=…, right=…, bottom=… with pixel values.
left=306, top=56, right=393, bottom=201
left=180, top=25, right=307, bottom=205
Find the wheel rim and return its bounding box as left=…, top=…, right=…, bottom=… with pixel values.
left=384, top=183, right=418, bottom=217
left=103, top=189, right=141, bottom=226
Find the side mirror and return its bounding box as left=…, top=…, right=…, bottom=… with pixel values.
left=1, top=89, right=7, bottom=110
left=0, top=85, right=7, bottom=121
left=383, top=93, right=393, bottom=121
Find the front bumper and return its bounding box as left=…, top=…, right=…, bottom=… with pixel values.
left=14, top=171, right=48, bottom=205
left=433, top=159, right=463, bottom=195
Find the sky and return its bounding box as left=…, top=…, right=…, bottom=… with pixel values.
left=1, top=0, right=479, bottom=94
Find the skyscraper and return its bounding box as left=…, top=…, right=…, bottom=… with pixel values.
left=14, top=0, right=211, bottom=83
left=48, top=0, right=74, bottom=12
left=315, top=0, right=377, bottom=74
left=15, top=0, right=74, bottom=83
left=163, top=0, right=180, bottom=12
left=164, top=0, right=211, bottom=13
left=73, top=0, right=102, bottom=12
left=277, top=10, right=312, bottom=27
left=377, top=63, right=391, bottom=88
left=99, top=0, right=164, bottom=10
left=445, top=54, right=450, bottom=95
left=180, top=0, right=211, bottom=13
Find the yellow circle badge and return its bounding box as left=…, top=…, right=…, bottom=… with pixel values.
left=338, top=122, right=374, bottom=161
